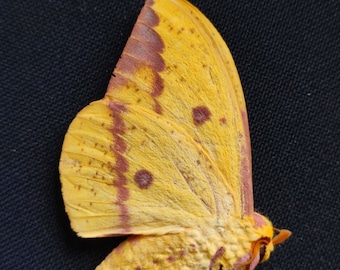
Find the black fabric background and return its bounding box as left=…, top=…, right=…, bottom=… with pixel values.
left=1, top=0, right=339, bottom=269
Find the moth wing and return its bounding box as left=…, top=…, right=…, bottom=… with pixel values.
left=60, top=0, right=253, bottom=237
left=106, top=0, right=253, bottom=216
left=60, top=99, right=233, bottom=237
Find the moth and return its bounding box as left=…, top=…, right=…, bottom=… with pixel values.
left=59, top=0, right=291, bottom=269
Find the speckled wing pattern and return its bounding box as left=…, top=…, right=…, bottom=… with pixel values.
left=61, top=0, right=252, bottom=238
left=59, top=0, right=267, bottom=269
left=107, top=0, right=254, bottom=217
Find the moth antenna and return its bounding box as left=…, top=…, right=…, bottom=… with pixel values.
left=272, top=228, right=291, bottom=245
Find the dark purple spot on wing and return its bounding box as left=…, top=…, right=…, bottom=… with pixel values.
left=134, top=169, right=154, bottom=189
left=219, top=117, right=227, bottom=125
left=192, top=106, right=211, bottom=125
left=167, top=256, right=176, bottom=263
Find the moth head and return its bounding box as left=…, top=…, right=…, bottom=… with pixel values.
left=256, top=230, right=291, bottom=263
left=241, top=213, right=291, bottom=267
left=233, top=213, right=290, bottom=269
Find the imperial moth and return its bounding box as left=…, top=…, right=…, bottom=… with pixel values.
left=59, top=0, right=291, bottom=269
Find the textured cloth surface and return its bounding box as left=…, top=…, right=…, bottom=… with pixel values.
left=1, top=0, right=339, bottom=269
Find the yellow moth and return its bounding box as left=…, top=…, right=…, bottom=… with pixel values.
left=59, top=0, right=291, bottom=269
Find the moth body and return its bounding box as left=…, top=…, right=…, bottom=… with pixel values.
left=96, top=214, right=274, bottom=270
